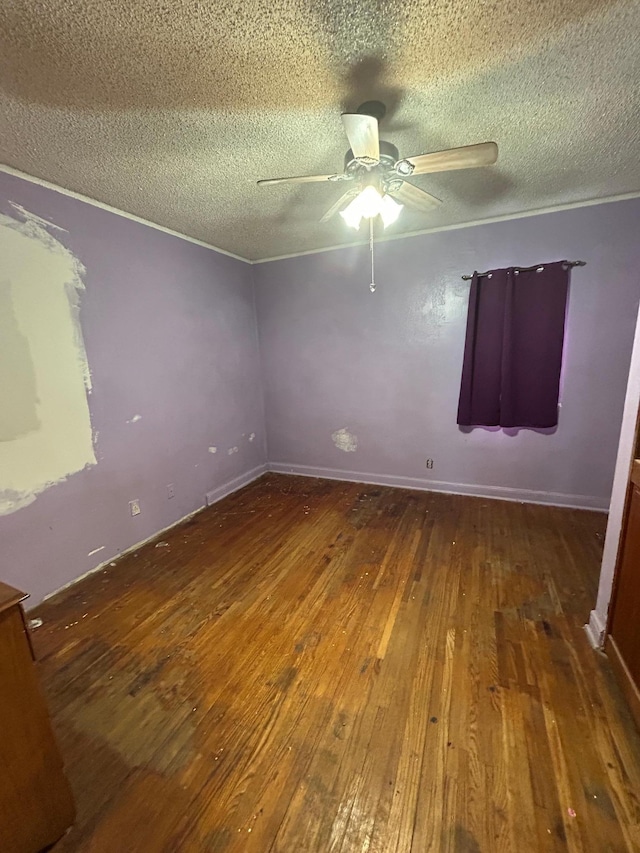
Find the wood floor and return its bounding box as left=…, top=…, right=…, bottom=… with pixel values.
left=30, top=474, right=640, bottom=852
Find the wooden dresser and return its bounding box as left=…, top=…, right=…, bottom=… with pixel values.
left=0, top=582, right=75, bottom=852
left=607, top=460, right=640, bottom=730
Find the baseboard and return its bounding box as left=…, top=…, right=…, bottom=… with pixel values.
left=206, top=464, right=268, bottom=506
left=585, top=610, right=607, bottom=649
left=35, top=464, right=268, bottom=611
left=267, top=462, right=609, bottom=511
left=34, top=460, right=602, bottom=612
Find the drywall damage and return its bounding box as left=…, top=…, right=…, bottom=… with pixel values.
left=332, top=428, right=358, bottom=453
left=0, top=204, right=95, bottom=514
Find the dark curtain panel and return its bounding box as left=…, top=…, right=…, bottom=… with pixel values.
left=457, top=261, right=570, bottom=428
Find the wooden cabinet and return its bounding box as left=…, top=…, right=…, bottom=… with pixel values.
left=607, top=464, right=640, bottom=729
left=0, top=582, right=75, bottom=852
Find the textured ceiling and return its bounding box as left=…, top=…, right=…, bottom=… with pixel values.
left=1, top=0, right=639, bottom=260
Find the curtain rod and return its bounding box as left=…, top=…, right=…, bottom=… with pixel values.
left=461, top=260, right=586, bottom=280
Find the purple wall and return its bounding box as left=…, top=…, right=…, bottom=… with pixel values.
left=0, top=171, right=266, bottom=605
left=254, top=199, right=640, bottom=509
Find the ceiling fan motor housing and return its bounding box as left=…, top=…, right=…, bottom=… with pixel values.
left=356, top=100, right=387, bottom=121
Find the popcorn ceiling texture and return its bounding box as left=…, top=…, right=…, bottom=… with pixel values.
left=1, top=0, right=639, bottom=260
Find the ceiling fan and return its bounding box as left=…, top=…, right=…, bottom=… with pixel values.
left=257, top=101, right=498, bottom=230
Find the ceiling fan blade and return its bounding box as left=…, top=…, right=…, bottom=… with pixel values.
left=257, top=173, right=347, bottom=186
left=390, top=181, right=442, bottom=213
left=398, top=142, right=498, bottom=176
left=320, top=189, right=359, bottom=223
left=341, top=113, right=380, bottom=164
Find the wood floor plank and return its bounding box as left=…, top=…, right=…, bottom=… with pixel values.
left=25, top=474, right=640, bottom=852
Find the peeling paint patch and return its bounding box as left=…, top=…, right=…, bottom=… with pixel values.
left=332, top=428, right=358, bottom=453
left=249, top=432, right=256, bottom=442
left=88, top=545, right=105, bottom=557
left=126, top=414, right=142, bottom=423
left=227, top=446, right=239, bottom=455
left=10, top=204, right=66, bottom=234
left=0, top=204, right=95, bottom=515
left=208, top=446, right=217, bottom=454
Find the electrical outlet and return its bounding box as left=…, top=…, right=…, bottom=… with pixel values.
left=425, top=458, right=434, bottom=470
left=167, top=483, right=175, bottom=499
left=129, top=499, right=141, bottom=517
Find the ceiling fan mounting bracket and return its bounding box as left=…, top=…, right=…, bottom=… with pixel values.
left=344, top=141, right=399, bottom=172
left=385, top=178, right=404, bottom=194
left=394, top=159, right=415, bottom=177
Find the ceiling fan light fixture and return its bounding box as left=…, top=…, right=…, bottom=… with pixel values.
left=339, top=186, right=403, bottom=230
left=379, top=193, right=403, bottom=227
left=340, top=186, right=380, bottom=229
left=339, top=196, right=365, bottom=229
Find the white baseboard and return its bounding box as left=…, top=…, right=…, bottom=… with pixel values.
left=37, top=505, right=204, bottom=609
left=34, top=460, right=605, bottom=613
left=35, top=464, right=268, bottom=611
left=206, top=464, right=268, bottom=505
left=585, top=610, right=607, bottom=649
left=268, top=462, right=609, bottom=511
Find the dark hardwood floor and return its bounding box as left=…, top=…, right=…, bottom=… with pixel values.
left=30, top=474, right=640, bottom=851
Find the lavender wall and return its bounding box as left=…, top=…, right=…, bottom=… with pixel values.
left=0, top=171, right=266, bottom=605
left=254, top=199, right=640, bottom=509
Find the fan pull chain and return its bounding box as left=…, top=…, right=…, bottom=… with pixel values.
left=369, top=217, right=376, bottom=293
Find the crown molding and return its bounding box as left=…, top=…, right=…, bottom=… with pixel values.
left=0, top=163, right=252, bottom=264
left=4, top=163, right=639, bottom=266
left=253, top=190, right=640, bottom=264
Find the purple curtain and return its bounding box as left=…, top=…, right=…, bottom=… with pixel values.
left=457, top=261, right=570, bottom=428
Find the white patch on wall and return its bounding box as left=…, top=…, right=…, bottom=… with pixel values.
left=87, top=545, right=105, bottom=557
left=0, top=204, right=95, bottom=515
left=332, top=428, right=358, bottom=453
left=249, top=432, right=256, bottom=442
left=126, top=414, right=142, bottom=423
left=208, top=446, right=217, bottom=454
